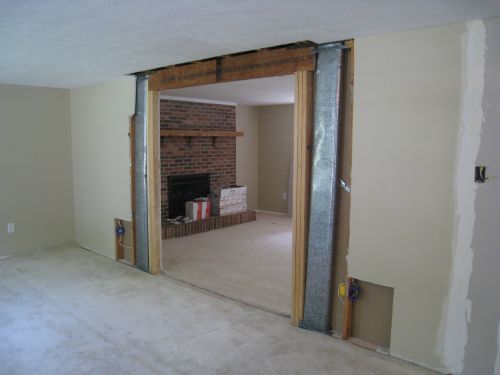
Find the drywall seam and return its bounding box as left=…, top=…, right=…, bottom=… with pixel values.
left=496, top=322, right=500, bottom=375
left=438, top=20, right=485, bottom=374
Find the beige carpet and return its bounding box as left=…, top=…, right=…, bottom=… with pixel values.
left=1, top=244, right=436, bottom=375
left=162, top=212, right=292, bottom=316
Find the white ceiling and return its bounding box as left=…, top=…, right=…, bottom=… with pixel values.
left=162, top=75, right=295, bottom=106
left=1, top=0, right=499, bottom=89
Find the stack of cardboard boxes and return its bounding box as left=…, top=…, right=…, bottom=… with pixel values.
left=211, top=186, right=247, bottom=216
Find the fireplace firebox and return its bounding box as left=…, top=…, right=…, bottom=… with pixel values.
left=168, top=173, right=210, bottom=218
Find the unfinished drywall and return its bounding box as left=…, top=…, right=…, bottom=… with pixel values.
left=351, top=281, right=394, bottom=349
left=70, top=77, right=135, bottom=259
left=349, top=23, right=464, bottom=371
left=0, top=84, right=74, bottom=257
left=461, top=17, right=500, bottom=375
left=258, top=104, right=294, bottom=214
left=236, top=105, right=259, bottom=210
left=439, top=20, right=485, bottom=374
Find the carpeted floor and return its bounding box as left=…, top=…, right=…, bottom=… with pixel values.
left=162, top=212, right=292, bottom=315
left=0, top=244, right=437, bottom=375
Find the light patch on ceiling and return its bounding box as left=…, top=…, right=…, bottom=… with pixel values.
left=161, top=75, right=294, bottom=106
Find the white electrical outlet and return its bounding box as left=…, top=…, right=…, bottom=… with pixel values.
left=282, top=192, right=287, bottom=200
left=7, top=223, right=15, bottom=234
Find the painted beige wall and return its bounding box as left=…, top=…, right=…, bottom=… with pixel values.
left=70, top=77, right=135, bottom=259
left=258, top=105, right=294, bottom=214
left=0, top=84, right=74, bottom=257
left=236, top=105, right=259, bottom=210
left=348, top=23, right=464, bottom=371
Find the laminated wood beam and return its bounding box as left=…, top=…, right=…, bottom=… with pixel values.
left=148, top=46, right=315, bottom=91
left=149, top=60, right=217, bottom=91
left=219, top=47, right=315, bottom=83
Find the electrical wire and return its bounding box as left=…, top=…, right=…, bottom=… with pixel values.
left=119, top=236, right=133, bottom=249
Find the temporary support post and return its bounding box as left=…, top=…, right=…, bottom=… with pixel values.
left=301, top=44, right=344, bottom=333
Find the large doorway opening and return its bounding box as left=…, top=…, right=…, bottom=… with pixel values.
left=159, top=76, right=295, bottom=315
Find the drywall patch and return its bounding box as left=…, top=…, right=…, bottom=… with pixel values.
left=438, top=20, right=485, bottom=374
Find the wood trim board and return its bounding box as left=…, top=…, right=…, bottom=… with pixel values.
left=291, top=70, right=314, bottom=325
left=129, top=115, right=137, bottom=266
left=147, top=90, right=161, bottom=275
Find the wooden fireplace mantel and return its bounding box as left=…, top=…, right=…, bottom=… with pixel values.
left=160, top=130, right=244, bottom=138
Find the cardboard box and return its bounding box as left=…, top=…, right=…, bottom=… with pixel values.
left=212, top=186, right=248, bottom=216
left=219, top=203, right=248, bottom=216
left=211, top=195, right=247, bottom=207
left=185, top=199, right=211, bottom=221
left=219, top=186, right=247, bottom=200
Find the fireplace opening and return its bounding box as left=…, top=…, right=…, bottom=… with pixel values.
left=168, top=173, right=210, bottom=218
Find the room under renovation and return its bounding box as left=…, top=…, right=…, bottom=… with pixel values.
left=1, top=2, right=500, bottom=375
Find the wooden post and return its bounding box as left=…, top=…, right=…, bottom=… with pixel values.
left=147, top=90, right=161, bottom=274
left=129, top=115, right=137, bottom=266
left=291, top=70, right=314, bottom=325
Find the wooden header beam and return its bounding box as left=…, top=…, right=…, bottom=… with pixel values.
left=149, top=46, right=316, bottom=91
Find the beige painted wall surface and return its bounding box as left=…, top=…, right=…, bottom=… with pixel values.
left=258, top=105, right=294, bottom=214
left=236, top=105, right=259, bottom=210
left=348, top=23, right=464, bottom=371
left=0, top=84, right=74, bottom=257
left=70, top=77, right=135, bottom=259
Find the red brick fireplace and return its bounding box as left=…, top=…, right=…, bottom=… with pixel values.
left=160, top=99, right=236, bottom=224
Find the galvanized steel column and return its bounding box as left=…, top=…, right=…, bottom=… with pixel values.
left=301, top=44, right=344, bottom=333
left=134, top=74, right=149, bottom=272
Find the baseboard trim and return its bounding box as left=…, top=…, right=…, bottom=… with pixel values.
left=255, top=209, right=288, bottom=216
